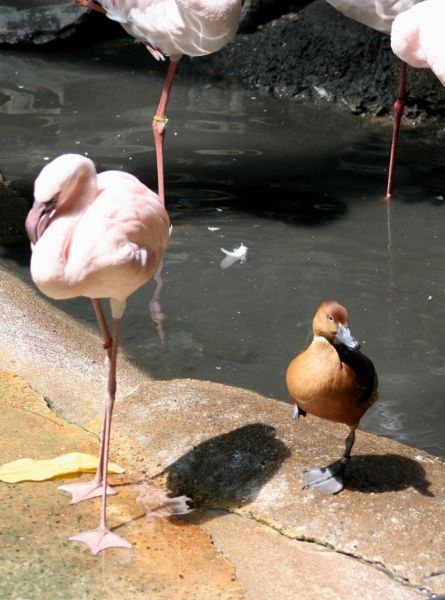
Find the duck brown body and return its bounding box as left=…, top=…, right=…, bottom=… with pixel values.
left=286, top=334, right=377, bottom=427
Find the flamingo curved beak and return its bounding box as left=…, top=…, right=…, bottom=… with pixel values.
left=25, top=198, right=57, bottom=245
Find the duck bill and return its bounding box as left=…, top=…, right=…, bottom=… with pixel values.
left=335, top=323, right=360, bottom=350
left=25, top=200, right=55, bottom=245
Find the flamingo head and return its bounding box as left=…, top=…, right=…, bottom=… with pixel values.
left=25, top=196, right=58, bottom=245
left=26, top=154, right=96, bottom=245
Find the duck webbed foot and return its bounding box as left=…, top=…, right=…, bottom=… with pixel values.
left=303, top=460, right=347, bottom=494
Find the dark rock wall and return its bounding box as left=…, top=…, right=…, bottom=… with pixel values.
left=0, top=1, right=84, bottom=45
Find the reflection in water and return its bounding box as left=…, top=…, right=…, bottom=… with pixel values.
left=1, top=46, right=445, bottom=459
left=149, top=268, right=167, bottom=347
left=385, top=198, right=397, bottom=353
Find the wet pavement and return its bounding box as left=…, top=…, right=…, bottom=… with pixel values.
left=0, top=265, right=444, bottom=599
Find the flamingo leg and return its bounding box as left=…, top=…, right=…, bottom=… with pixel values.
left=68, top=317, right=131, bottom=554
left=152, top=60, right=178, bottom=205
left=92, top=298, right=113, bottom=355
left=385, top=61, right=408, bottom=199
left=58, top=299, right=116, bottom=504
left=303, top=426, right=357, bottom=494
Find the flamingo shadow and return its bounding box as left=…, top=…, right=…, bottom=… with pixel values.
left=159, top=423, right=290, bottom=509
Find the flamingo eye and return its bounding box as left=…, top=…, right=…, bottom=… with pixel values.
left=41, top=195, right=59, bottom=211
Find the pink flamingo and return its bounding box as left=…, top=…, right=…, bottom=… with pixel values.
left=327, top=0, right=422, bottom=198
left=25, top=153, right=170, bottom=554
left=391, top=0, right=445, bottom=87
left=74, top=0, right=242, bottom=204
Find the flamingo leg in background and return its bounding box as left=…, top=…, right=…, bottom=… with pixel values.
left=386, top=62, right=408, bottom=199
left=152, top=60, right=178, bottom=204
left=329, top=0, right=445, bottom=196
left=326, top=0, right=422, bottom=197
left=73, top=0, right=242, bottom=204
left=75, top=0, right=177, bottom=203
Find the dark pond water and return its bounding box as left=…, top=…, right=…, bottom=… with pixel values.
left=1, top=43, right=445, bottom=459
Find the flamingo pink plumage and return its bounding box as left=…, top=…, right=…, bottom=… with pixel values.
left=25, top=153, right=170, bottom=554
left=74, top=0, right=242, bottom=204
left=391, top=0, right=445, bottom=86
left=327, top=0, right=420, bottom=32
left=327, top=0, right=422, bottom=198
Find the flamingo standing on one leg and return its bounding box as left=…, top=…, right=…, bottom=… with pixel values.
left=25, top=153, right=171, bottom=554
left=326, top=0, right=423, bottom=198
left=74, top=0, right=242, bottom=205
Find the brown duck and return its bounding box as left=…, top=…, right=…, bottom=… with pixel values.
left=286, top=300, right=378, bottom=493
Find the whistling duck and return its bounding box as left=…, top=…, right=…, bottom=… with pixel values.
left=286, top=300, right=378, bottom=494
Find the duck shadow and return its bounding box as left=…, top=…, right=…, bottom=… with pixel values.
left=158, top=423, right=290, bottom=510
left=343, top=453, right=433, bottom=496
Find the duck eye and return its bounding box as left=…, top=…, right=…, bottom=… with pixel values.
left=327, top=315, right=334, bottom=322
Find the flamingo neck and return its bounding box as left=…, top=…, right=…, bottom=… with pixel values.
left=30, top=174, right=98, bottom=299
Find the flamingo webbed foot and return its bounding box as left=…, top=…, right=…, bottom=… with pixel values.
left=59, top=481, right=116, bottom=504
left=303, top=461, right=347, bottom=495
left=69, top=527, right=131, bottom=555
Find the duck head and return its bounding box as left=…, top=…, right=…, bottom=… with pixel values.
left=312, top=300, right=360, bottom=350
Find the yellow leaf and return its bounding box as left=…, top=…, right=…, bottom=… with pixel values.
left=0, top=452, right=124, bottom=483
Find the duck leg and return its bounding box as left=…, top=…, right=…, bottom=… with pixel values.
left=303, top=427, right=356, bottom=494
